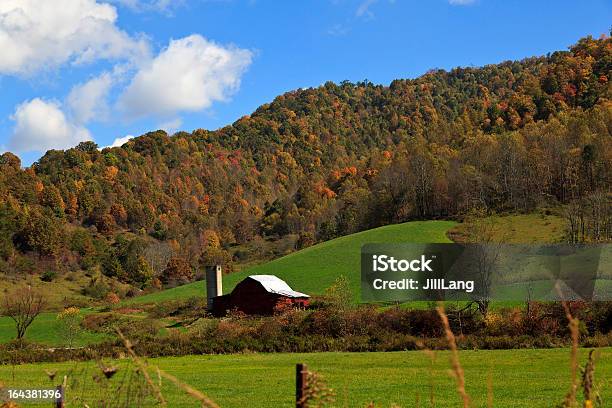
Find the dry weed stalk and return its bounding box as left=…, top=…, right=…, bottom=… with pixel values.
left=436, top=304, right=470, bottom=408
left=580, top=349, right=602, bottom=408
left=116, top=330, right=167, bottom=406
left=556, top=285, right=580, bottom=408
left=299, top=370, right=335, bottom=408
left=0, top=381, right=18, bottom=408
left=565, top=306, right=580, bottom=407
left=116, top=329, right=219, bottom=408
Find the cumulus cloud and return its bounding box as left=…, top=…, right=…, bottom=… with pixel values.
left=9, top=98, right=92, bottom=153
left=67, top=72, right=114, bottom=124
left=118, top=34, right=252, bottom=119
left=0, top=0, right=149, bottom=76
left=106, top=134, right=134, bottom=148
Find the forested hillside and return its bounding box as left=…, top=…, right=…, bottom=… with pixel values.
left=0, top=35, right=610, bottom=294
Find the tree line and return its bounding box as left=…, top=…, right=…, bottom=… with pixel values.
left=0, top=34, right=610, bottom=290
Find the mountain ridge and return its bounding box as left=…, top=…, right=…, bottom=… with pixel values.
left=0, top=34, right=609, bottom=295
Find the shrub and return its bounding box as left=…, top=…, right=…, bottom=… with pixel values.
left=379, top=308, right=445, bottom=337
left=590, top=302, right=612, bottom=333
left=62, top=296, right=93, bottom=309
left=40, top=270, right=57, bottom=282
left=116, top=318, right=163, bottom=341
left=82, top=313, right=123, bottom=333
left=321, top=275, right=353, bottom=311
left=82, top=277, right=110, bottom=300
left=5, top=300, right=612, bottom=363
left=148, top=297, right=207, bottom=319
left=483, top=311, right=507, bottom=336
left=105, top=292, right=121, bottom=304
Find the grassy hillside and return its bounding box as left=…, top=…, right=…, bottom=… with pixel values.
left=2, top=348, right=609, bottom=407
left=0, top=273, right=92, bottom=309
left=0, top=310, right=107, bottom=346
left=131, top=220, right=456, bottom=304
left=449, top=213, right=567, bottom=243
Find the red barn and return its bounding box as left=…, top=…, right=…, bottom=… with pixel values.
left=211, top=275, right=310, bottom=316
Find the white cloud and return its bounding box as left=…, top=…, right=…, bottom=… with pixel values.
left=159, top=118, right=182, bottom=134
left=356, top=0, right=378, bottom=19
left=355, top=0, right=395, bottom=20
left=0, top=0, right=149, bottom=76
left=67, top=72, right=114, bottom=124
left=118, top=34, right=252, bottom=119
left=109, top=0, right=182, bottom=14
left=9, top=98, right=92, bottom=153
left=107, top=134, right=134, bottom=148
left=328, top=24, right=350, bottom=36
left=449, top=0, right=476, bottom=5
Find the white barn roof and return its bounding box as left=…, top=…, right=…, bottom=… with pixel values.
left=247, top=275, right=310, bottom=298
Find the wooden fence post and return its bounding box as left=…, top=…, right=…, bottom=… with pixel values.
left=55, top=385, right=64, bottom=408
left=296, top=363, right=308, bottom=408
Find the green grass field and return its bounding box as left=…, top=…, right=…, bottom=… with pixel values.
left=129, top=221, right=457, bottom=304
left=0, top=310, right=107, bottom=347
left=448, top=213, right=566, bottom=243
left=1, top=348, right=609, bottom=407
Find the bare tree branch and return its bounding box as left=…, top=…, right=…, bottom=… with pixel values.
left=1, top=286, right=47, bottom=340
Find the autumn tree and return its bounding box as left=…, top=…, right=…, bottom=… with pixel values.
left=40, top=185, right=65, bottom=218
left=324, top=275, right=353, bottom=312
left=161, top=257, right=194, bottom=285
left=199, top=247, right=232, bottom=273
left=129, top=255, right=154, bottom=285
left=17, top=207, right=64, bottom=257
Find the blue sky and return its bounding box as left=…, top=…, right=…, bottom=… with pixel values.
left=1, top=0, right=610, bottom=165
